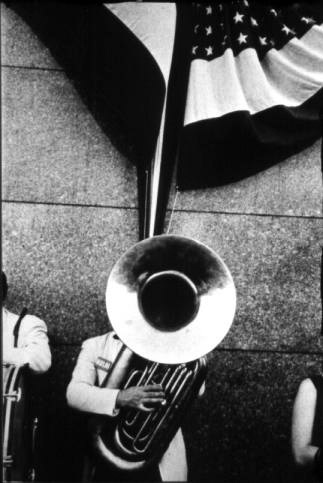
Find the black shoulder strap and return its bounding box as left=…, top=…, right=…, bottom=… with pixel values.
left=13, top=307, right=28, bottom=348
left=310, top=375, right=323, bottom=392
left=310, top=375, right=323, bottom=447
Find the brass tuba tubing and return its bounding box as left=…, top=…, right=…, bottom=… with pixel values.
left=115, top=361, right=200, bottom=458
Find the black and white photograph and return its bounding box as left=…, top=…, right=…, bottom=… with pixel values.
left=1, top=1, right=323, bottom=482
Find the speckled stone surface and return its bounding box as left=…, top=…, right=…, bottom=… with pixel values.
left=168, top=140, right=322, bottom=217
left=1, top=4, right=60, bottom=69
left=169, top=211, right=323, bottom=352
left=29, top=346, right=323, bottom=482
left=2, top=67, right=137, bottom=207
left=3, top=203, right=322, bottom=352
left=2, top=202, right=139, bottom=344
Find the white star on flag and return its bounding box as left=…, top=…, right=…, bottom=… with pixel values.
left=251, top=17, right=258, bottom=27
left=237, top=32, right=247, bottom=44
left=206, top=6, right=212, bottom=15
left=192, top=46, right=198, bottom=55
left=281, top=24, right=293, bottom=35
left=270, top=9, right=277, bottom=16
left=259, top=36, right=267, bottom=46
left=301, top=17, right=314, bottom=24
left=194, top=24, right=199, bottom=33
left=206, top=26, right=212, bottom=35
left=234, top=12, right=244, bottom=24
left=243, top=0, right=249, bottom=6
left=205, top=45, right=213, bottom=55
left=205, top=46, right=213, bottom=56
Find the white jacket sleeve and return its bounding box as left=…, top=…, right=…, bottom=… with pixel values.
left=66, top=338, right=119, bottom=417
left=3, top=315, right=51, bottom=374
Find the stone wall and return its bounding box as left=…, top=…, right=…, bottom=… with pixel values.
left=2, top=4, right=322, bottom=482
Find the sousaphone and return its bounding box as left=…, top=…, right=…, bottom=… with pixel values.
left=90, top=235, right=236, bottom=470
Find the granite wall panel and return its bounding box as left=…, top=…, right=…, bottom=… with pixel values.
left=172, top=140, right=322, bottom=217
left=170, top=211, right=322, bottom=352
left=2, top=67, right=137, bottom=207
left=2, top=202, right=139, bottom=344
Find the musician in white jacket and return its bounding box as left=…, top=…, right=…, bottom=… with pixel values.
left=66, top=331, right=191, bottom=481
left=2, top=271, right=51, bottom=374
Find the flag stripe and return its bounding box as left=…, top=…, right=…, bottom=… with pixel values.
left=178, top=87, right=323, bottom=189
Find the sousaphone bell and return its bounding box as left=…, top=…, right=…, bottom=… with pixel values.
left=107, top=234, right=236, bottom=363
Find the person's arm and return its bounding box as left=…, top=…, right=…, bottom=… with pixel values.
left=291, top=378, right=319, bottom=468
left=66, top=338, right=121, bottom=417
left=3, top=316, right=51, bottom=374
left=66, top=338, right=166, bottom=417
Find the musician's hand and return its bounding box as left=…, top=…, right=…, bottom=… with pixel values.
left=116, top=385, right=166, bottom=412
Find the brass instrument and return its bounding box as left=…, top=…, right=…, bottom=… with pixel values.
left=90, top=235, right=236, bottom=470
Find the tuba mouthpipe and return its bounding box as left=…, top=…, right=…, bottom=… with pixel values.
left=101, top=345, right=133, bottom=389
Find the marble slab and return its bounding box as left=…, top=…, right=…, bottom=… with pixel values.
left=2, top=67, right=137, bottom=207
left=2, top=202, right=139, bottom=345
left=169, top=210, right=323, bottom=352
left=169, top=140, right=322, bottom=218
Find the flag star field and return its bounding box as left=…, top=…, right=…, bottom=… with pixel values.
left=191, top=2, right=318, bottom=61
